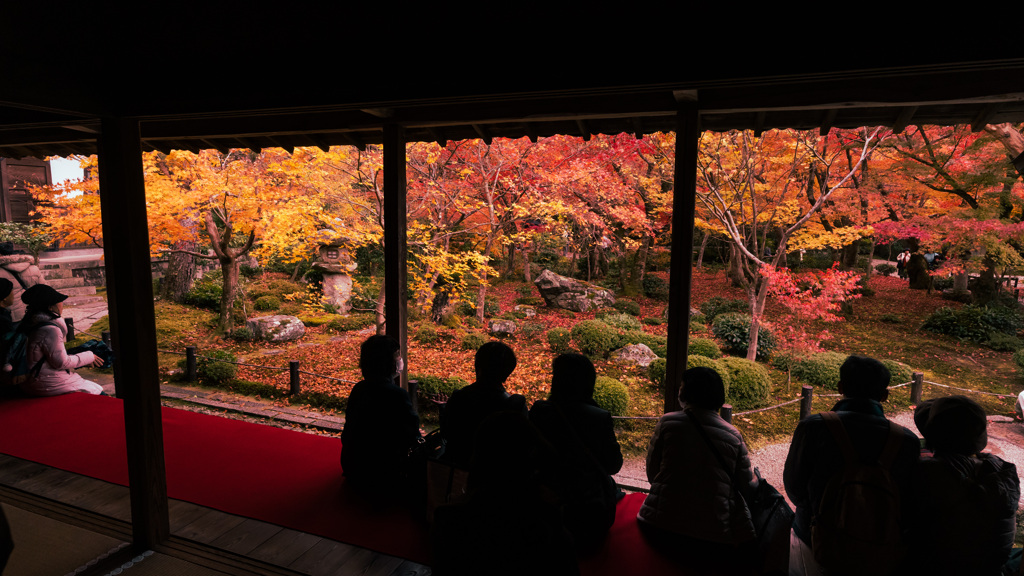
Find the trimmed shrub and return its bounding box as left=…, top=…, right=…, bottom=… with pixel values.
left=514, top=296, right=545, bottom=307
left=880, top=359, right=914, bottom=386
left=689, top=320, right=705, bottom=333
left=791, top=351, right=846, bottom=390
left=985, top=332, right=1023, bottom=352
left=228, top=327, right=254, bottom=341
left=601, top=312, right=643, bottom=332
left=460, top=332, right=489, bottom=351
left=686, top=355, right=731, bottom=395
left=932, top=276, right=955, bottom=292
left=594, top=376, right=630, bottom=416
left=413, top=323, right=440, bottom=344
left=711, top=313, right=777, bottom=360
left=547, top=327, right=572, bottom=354
left=326, top=314, right=375, bottom=333
left=519, top=321, right=546, bottom=342
left=1013, top=348, right=1024, bottom=371
left=613, top=299, right=642, bottom=316
left=770, top=349, right=800, bottom=372
left=643, top=317, right=664, bottom=326
left=183, top=349, right=238, bottom=384
left=297, top=312, right=333, bottom=327
left=618, top=330, right=667, bottom=357
left=643, top=275, right=670, bottom=302
left=699, top=297, right=747, bottom=323
left=183, top=273, right=223, bottom=311
left=879, top=313, right=901, bottom=324
left=874, top=263, right=897, bottom=276
left=688, top=337, right=722, bottom=359
left=253, top=295, right=281, bottom=311
left=922, top=304, right=1024, bottom=343
left=719, top=356, right=771, bottom=409
left=647, top=358, right=666, bottom=386
left=690, top=311, right=707, bottom=325
left=411, top=373, right=469, bottom=400
left=571, top=320, right=620, bottom=358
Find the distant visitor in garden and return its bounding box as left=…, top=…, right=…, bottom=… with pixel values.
left=340, top=335, right=421, bottom=505
left=440, top=341, right=526, bottom=468
left=783, top=355, right=919, bottom=576
left=15, top=284, right=104, bottom=396
left=529, top=352, right=623, bottom=551
left=908, top=395, right=1019, bottom=576
left=637, top=366, right=757, bottom=571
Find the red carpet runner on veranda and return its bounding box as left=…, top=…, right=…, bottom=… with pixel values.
left=0, top=393, right=678, bottom=574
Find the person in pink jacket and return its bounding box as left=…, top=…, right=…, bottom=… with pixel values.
left=18, top=284, right=103, bottom=396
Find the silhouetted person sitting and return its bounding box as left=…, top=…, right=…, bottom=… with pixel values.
left=908, top=396, right=1019, bottom=576
left=638, top=367, right=757, bottom=573
left=340, top=335, right=421, bottom=504
left=432, top=411, right=579, bottom=576
left=783, top=355, right=920, bottom=576
left=529, top=353, right=623, bottom=551
left=440, top=341, right=526, bottom=468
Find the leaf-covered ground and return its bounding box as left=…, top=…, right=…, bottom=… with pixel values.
left=155, top=268, right=1023, bottom=454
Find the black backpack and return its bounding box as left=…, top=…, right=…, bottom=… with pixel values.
left=3, top=320, right=61, bottom=385
left=811, top=412, right=907, bottom=576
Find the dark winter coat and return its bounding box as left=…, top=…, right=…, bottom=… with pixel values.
left=440, top=382, right=527, bottom=468
left=340, top=376, right=420, bottom=494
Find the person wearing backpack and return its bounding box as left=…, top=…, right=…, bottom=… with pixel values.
left=16, top=284, right=104, bottom=396
left=783, top=355, right=920, bottom=576
left=908, top=396, right=1019, bottom=576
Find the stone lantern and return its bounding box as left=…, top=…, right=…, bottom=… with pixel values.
left=311, top=239, right=358, bottom=313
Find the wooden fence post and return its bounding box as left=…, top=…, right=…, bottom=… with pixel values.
left=800, top=385, right=814, bottom=421
left=719, top=404, right=733, bottom=424
left=289, top=361, right=300, bottom=395
left=64, top=318, right=74, bottom=341
left=185, top=346, right=197, bottom=382
left=911, top=372, right=924, bottom=405
left=408, top=379, right=419, bottom=415
left=102, top=331, right=111, bottom=347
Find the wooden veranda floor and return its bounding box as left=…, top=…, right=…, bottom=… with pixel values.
left=0, top=454, right=431, bottom=576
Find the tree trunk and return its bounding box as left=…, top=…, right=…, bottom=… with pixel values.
left=375, top=281, right=386, bottom=335
left=696, top=231, right=710, bottom=268
left=159, top=240, right=198, bottom=302
left=727, top=244, right=745, bottom=288
left=218, top=257, right=240, bottom=332
left=840, top=240, right=859, bottom=269
left=745, top=279, right=771, bottom=361
left=523, top=245, right=532, bottom=283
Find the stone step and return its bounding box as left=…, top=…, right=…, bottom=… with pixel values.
left=63, top=295, right=105, bottom=307
left=44, top=277, right=86, bottom=289
left=38, top=259, right=103, bottom=270
left=56, top=285, right=97, bottom=297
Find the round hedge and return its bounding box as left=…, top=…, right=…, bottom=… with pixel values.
left=647, top=358, right=666, bottom=386
left=460, top=332, right=489, bottom=351
left=880, top=359, right=914, bottom=386
left=718, top=356, right=771, bottom=409
left=182, top=349, right=237, bottom=384
left=571, top=320, right=620, bottom=358
left=613, top=298, right=642, bottom=316
left=711, top=313, right=777, bottom=360
left=547, top=327, right=572, bottom=354
left=601, top=312, right=643, bottom=332
left=594, top=376, right=630, bottom=416
left=1014, top=348, right=1024, bottom=371
left=688, top=337, right=722, bottom=359
left=792, top=351, right=846, bottom=390
left=686, top=354, right=731, bottom=396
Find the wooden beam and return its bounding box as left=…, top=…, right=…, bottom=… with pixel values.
left=383, top=123, right=409, bottom=389
left=971, top=103, right=1001, bottom=132
left=97, top=116, right=169, bottom=548
left=665, top=103, right=699, bottom=413
left=892, top=106, right=918, bottom=134
left=819, top=109, right=837, bottom=136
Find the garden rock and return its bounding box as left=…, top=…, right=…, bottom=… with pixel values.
left=514, top=305, right=536, bottom=318
left=610, top=343, right=658, bottom=367
left=246, top=315, right=306, bottom=342
left=534, top=269, right=615, bottom=313
left=488, top=319, right=517, bottom=337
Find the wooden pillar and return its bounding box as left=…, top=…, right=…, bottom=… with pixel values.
left=664, top=99, right=699, bottom=413
left=383, top=123, right=409, bottom=389
left=97, top=116, right=169, bottom=547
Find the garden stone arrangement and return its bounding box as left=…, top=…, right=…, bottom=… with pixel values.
left=534, top=269, right=615, bottom=312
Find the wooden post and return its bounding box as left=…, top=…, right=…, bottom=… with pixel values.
left=64, top=317, right=74, bottom=341
left=383, top=123, right=409, bottom=390
left=800, top=385, right=814, bottom=421
left=911, top=372, right=924, bottom=405
left=289, top=361, right=300, bottom=395
left=102, top=330, right=111, bottom=347
left=408, top=379, right=419, bottom=415
left=664, top=96, right=699, bottom=414
left=719, top=404, right=733, bottom=424
left=97, top=115, right=169, bottom=548
left=185, top=346, right=197, bottom=382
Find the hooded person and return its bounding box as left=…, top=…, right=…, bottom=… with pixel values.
left=15, top=284, right=104, bottom=396
left=908, top=396, right=1020, bottom=576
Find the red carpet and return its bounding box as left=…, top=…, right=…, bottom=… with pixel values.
left=0, top=393, right=679, bottom=574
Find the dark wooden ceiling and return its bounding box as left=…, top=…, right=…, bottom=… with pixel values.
left=2, top=9, right=1023, bottom=159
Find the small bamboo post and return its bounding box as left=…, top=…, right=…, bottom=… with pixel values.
left=64, top=318, right=74, bottom=341
left=185, top=346, right=197, bottom=382
left=911, top=372, right=924, bottom=405
left=289, top=361, right=300, bottom=395
left=719, top=404, right=733, bottom=424
left=408, top=379, right=419, bottom=415
left=800, top=385, right=814, bottom=421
